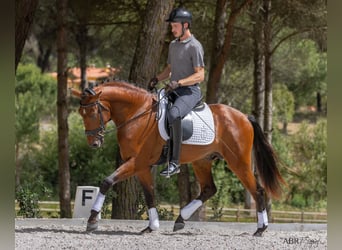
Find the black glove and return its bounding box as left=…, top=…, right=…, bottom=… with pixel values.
left=148, top=77, right=159, bottom=91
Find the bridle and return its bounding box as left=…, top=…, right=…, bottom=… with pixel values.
left=79, top=88, right=168, bottom=140
left=80, top=100, right=110, bottom=141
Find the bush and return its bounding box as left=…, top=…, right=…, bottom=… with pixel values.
left=19, top=111, right=118, bottom=200
left=209, top=160, right=245, bottom=209
left=15, top=175, right=52, bottom=218
left=16, top=186, right=40, bottom=218
left=290, top=193, right=306, bottom=208
left=272, top=118, right=327, bottom=209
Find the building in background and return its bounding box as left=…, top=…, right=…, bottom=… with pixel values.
left=50, top=64, right=120, bottom=89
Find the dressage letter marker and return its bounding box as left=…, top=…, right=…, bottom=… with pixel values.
left=82, top=189, right=94, bottom=206
left=73, top=186, right=101, bottom=219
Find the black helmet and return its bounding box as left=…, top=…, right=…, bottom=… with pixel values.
left=166, top=8, right=192, bottom=26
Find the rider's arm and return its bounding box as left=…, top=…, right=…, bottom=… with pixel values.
left=156, top=64, right=171, bottom=82
left=178, top=67, right=204, bottom=86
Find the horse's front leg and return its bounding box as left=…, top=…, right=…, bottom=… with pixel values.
left=86, top=157, right=136, bottom=232
left=136, top=169, right=160, bottom=234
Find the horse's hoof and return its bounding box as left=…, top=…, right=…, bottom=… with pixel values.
left=253, top=225, right=268, bottom=237
left=86, top=221, right=98, bottom=232
left=173, top=215, right=185, bottom=232
left=140, top=226, right=153, bottom=234
left=173, top=222, right=185, bottom=232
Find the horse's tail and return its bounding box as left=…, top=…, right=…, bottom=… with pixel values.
left=248, top=115, right=285, bottom=199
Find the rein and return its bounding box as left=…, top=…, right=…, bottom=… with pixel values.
left=81, top=92, right=167, bottom=137
left=105, top=91, right=169, bottom=131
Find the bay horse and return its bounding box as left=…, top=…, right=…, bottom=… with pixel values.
left=71, top=81, right=285, bottom=236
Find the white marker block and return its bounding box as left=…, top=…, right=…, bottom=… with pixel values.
left=73, top=186, right=101, bottom=219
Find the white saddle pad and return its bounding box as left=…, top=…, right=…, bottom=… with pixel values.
left=157, top=89, right=215, bottom=145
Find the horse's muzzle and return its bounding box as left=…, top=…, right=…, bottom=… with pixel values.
left=85, top=128, right=105, bottom=148
left=87, top=135, right=104, bottom=148
left=91, top=139, right=103, bottom=148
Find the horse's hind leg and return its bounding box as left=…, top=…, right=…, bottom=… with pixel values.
left=226, top=159, right=268, bottom=236
left=253, top=179, right=269, bottom=236
left=174, top=159, right=217, bottom=232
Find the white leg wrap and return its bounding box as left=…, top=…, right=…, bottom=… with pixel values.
left=92, top=192, right=105, bottom=212
left=180, top=199, right=203, bottom=220
left=148, top=208, right=160, bottom=230
left=257, top=209, right=268, bottom=228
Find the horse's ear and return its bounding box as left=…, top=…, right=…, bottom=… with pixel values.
left=70, top=88, right=81, bottom=99
left=95, top=91, right=102, bottom=98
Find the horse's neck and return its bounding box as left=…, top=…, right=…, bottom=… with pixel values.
left=102, top=85, right=150, bottom=126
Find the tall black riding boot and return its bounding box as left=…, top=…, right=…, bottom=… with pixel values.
left=160, top=118, right=182, bottom=177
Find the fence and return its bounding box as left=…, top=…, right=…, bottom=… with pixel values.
left=15, top=201, right=327, bottom=223
left=204, top=206, right=327, bottom=223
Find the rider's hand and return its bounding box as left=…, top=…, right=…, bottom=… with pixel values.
left=166, top=80, right=180, bottom=91
left=148, top=77, right=159, bottom=91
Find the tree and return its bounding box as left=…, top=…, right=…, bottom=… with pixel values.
left=273, top=84, right=295, bottom=133
left=56, top=0, right=71, bottom=218
left=15, top=0, right=39, bottom=73
left=263, top=0, right=273, bottom=142
left=69, top=0, right=93, bottom=90
left=264, top=0, right=326, bottom=141
left=206, top=0, right=253, bottom=104
left=129, top=0, right=174, bottom=85
left=273, top=39, right=327, bottom=111
left=251, top=0, right=265, bottom=128
left=15, top=64, right=56, bottom=188
left=110, top=0, right=175, bottom=219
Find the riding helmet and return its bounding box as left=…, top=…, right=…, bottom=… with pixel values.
left=165, top=7, right=192, bottom=26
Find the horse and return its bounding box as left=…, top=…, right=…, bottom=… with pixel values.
left=71, top=80, right=285, bottom=237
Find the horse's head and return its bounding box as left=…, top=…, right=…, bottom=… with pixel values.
left=71, top=88, right=111, bottom=148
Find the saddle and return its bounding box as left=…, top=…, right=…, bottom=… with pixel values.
left=157, top=89, right=215, bottom=146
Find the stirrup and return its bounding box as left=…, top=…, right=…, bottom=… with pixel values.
left=160, top=162, right=180, bottom=178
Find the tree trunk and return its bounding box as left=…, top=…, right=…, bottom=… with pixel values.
left=57, top=0, right=71, bottom=218
left=37, top=44, right=52, bottom=73
left=263, top=0, right=273, bottom=143
left=113, top=0, right=173, bottom=219
left=111, top=148, right=140, bottom=219
left=205, top=0, right=228, bottom=104
left=206, top=0, right=253, bottom=104
left=76, top=24, right=88, bottom=90
left=262, top=0, right=273, bottom=218
left=111, top=178, right=141, bottom=219
left=317, top=91, right=322, bottom=113
left=251, top=1, right=265, bottom=129
left=15, top=0, right=39, bottom=74
left=15, top=142, right=21, bottom=188
left=282, top=121, right=288, bottom=134
left=129, top=0, right=174, bottom=86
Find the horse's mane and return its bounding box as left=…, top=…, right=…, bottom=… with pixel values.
left=91, top=80, right=154, bottom=104
left=97, top=80, right=150, bottom=95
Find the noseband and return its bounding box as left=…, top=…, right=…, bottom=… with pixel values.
left=80, top=100, right=110, bottom=140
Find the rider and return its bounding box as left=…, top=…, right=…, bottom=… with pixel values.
left=149, top=7, right=205, bottom=177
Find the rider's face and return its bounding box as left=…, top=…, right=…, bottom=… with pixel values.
left=170, top=22, right=182, bottom=37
